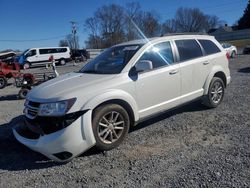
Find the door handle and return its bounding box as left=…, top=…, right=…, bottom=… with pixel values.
left=169, top=69, right=179, bottom=75
left=203, top=61, right=210, bottom=65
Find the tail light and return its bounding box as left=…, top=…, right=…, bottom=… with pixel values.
left=226, top=52, right=230, bottom=60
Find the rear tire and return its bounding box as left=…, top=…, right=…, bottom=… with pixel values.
left=203, top=77, right=225, bottom=108
left=92, top=104, right=130, bottom=151
left=59, top=59, right=66, bottom=65
left=0, top=76, right=7, bottom=89
left=231, top=51, right=236, bottom=58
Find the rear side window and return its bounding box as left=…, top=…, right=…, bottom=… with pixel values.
left=199, top=40, right=221, bottom=55
left=175, top=39, right=203, bottom=62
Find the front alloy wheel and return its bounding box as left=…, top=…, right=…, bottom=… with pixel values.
left=92, top=104, right=130, bottom=151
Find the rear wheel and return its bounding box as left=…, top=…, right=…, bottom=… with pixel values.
left=0, top=76, right=7, bottom=89
left=59, top=59, right=66, bottom=65
left=203, top=77, right=225, bottom=108
left=231, top=51, right=236, bottom=58
left=92, top=104, right=130, bottom=151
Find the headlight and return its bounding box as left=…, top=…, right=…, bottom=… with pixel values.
left=38, top=98, right=76, bottom=116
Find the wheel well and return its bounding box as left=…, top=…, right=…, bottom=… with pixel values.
left=214, top=71, right=227, bottom=87
left=93, top=99, right=135, bottom=126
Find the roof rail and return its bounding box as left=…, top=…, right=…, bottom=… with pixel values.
left=163, top=32, right=208, bottom=36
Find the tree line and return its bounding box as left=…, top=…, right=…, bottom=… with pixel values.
left=83, top=2, right=223, bottom=49
left=59, top=1, right=250, bottom=49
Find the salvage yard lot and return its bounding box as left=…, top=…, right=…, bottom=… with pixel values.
left=0, top=56, right=250, bottom=187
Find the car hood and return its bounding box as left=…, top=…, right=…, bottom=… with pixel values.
left=27, top=72, right=116, bottom=102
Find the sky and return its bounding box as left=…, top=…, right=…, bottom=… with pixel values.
left=0, top=0, right=248, bottom=51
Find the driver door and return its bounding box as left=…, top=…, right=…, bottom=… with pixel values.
left=133, top=41, right=181, bottom=118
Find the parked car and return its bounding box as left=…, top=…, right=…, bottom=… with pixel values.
left=243, top=44, right=250, bottom=54
left=13, top=34, right=231, bottom=162
left=221, top=43, right=237, bottom=58
left=17, top=47, right=71, bottom=69
left=70, top=49, right=89, bottom=62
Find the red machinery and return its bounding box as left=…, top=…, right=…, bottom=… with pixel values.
left=0, top=61, right=34, bottom=89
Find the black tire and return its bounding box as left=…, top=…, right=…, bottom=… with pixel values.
left=59, top=58, right=66, bottom=65
left=23, top=62, right=30, bottom=69
left=231, top=51, right=236, bottom=58
left=92, top=104, right=130, bottom=151
left=18, top=88, right=30, bottom=99
left=0, top=76, right=7, bottom=89
left=203, top=77, right=225, bottom=108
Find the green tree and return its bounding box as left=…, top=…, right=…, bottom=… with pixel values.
left=238, top=0, right=250, bottom=29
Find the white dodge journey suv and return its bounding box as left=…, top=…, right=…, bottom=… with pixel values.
left=13, top=34, right=231, bottom=162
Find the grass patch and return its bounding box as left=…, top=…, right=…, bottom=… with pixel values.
left=222, top=39, right=250, bottom=48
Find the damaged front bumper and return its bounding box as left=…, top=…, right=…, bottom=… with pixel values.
left=12, top=110, right=96, bottom=162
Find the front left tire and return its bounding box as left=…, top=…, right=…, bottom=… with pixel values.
left=92, top=104, right=130, bottom=151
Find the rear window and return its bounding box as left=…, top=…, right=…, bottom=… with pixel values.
left=199, top=40, right=221, bottom=55
left=175, top=39, right=203, bottom=62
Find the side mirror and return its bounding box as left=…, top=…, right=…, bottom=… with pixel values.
left=134, top=60, right=153, bottom=73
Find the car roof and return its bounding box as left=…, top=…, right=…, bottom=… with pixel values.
left=115, top=34, right=214, bottom=46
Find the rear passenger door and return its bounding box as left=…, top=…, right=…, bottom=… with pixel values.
left=175, top=39, right=206, bottom=103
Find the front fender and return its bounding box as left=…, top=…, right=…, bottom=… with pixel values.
left=81, top=89, right=139, bottom=122
left=203, top=66, right=224, bottom=95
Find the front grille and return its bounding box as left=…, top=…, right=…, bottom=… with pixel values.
left=25, top=100, right=40, bottom=119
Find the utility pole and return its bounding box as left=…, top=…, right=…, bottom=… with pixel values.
left=70, top=21, right=77, bottom=66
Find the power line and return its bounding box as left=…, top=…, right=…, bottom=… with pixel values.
left=0, top=35, right=68, bottom=42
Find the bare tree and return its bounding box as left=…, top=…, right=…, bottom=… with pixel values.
left=174, top=7, right=208, bottom=32
left=124, top=2, right=141, bottom=40
left=84, top=17, right=100, bottom=48
left=95, top=4, right=125, bottom=47
left=137, top=11, right=161, bottom=38
left=59, top=39, right=69, bottom=47
left=66, top=34, right=79, bottom=49
left=162, top=19, right=177, bottom=34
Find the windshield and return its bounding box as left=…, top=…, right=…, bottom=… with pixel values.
left=79, top=44, right=142, bottom=74
left=21, top=49, right=29, bottom=56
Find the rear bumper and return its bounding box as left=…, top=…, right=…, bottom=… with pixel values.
left=13, top=110, right=96, bottom=162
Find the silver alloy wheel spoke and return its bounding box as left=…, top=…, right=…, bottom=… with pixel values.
left=114, top=126, right=124, bottom=130
left=112, top=130, right=118, bottom=138
left=114, top=121, right=124, bottom=126
left=103, top=116, right=110, bottom=124
left=99, top=122, right=108, bottom=128
left=103, top=131, right=110, bottom=140
left=99, top=128, right=109, bottom=136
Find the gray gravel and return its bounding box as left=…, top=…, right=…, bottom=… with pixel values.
left=0, top=57, right=250, bottom=187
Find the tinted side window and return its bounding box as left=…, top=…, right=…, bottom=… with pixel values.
left=139, top=41, right=174, bottom=69
left=39, top=49, right=48, bottom=54
left=199, top=40, right=221, bottom=55
left=175, top=39, right=203, bottom=61
left=57, top=48, right=67, bottom=53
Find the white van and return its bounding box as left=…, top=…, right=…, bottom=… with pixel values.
left=20, top=47, right=71, bottom=69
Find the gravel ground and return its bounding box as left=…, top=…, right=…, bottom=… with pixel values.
left=0, top=56, right=249, bottom=187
